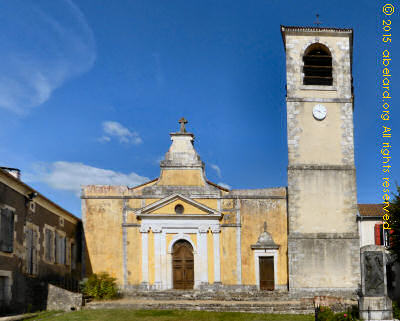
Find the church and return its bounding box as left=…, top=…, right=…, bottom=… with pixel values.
left=82, top=25, right=360, bottom=296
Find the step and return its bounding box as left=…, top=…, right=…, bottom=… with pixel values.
left=85, top=298, right=316, bottom=314
left=124, top=290, right=300, bottom=302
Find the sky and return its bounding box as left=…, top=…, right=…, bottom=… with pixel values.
left=0, top=0, right=398, bottom=217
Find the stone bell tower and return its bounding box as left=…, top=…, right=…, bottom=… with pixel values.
left=281, top=26, right=360, bottom=294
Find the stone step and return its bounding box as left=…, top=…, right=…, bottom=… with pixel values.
left=85, top=298, right=315, bottom=314
left=124, top=290, right=305, bottom=302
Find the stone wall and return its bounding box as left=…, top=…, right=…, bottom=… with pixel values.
left=47, top=284, right=82, bottom=311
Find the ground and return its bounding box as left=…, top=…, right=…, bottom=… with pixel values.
left=25, top=310, right=314, bottom=321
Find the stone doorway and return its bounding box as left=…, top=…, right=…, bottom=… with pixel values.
left=259, top=256, right=274, bottom=290
left=172, top=240, right=194, bottom=290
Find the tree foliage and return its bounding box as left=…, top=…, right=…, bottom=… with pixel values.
left=388, top=186, right=400, bottom=261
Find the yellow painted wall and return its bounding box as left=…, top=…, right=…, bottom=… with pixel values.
left=296, top=101, right=343, bottom=165
left=207, top=232, right=214, bottom=284
left=126, top=227, right=141, bottom=284
left=150, top=199, right=209, bottom=215
left=220, top=227, right=237, bottom=285
left=194, top=199, right=218, bottom=210
left=157, top=169, right=205, bottom=186
left=83, top=198, right=124, bottom=283
left=240, top=199, right=288, bottom=286
left=145, top=199, right=160, bottom=206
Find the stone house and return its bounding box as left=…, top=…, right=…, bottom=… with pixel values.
left=357, top=204, right=388, bottom=247
left=0, top=167, right=82, bottom=314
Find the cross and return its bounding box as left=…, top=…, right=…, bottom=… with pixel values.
left=263, top=221, right=267, bottom=232
left=178, top=117, right=187, bottom=133
left=314, top=14, right=322, bottom=27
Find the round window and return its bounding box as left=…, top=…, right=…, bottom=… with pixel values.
left=175, top=204, right=184, bottom=214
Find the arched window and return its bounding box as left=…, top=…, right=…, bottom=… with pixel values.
left=303, top=43, right=333, bottom=86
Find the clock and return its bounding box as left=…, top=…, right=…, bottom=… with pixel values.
left=312, top=104, right=327, bottom=120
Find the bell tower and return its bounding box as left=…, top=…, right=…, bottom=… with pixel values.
left=281, top=26, right=360, bottom=294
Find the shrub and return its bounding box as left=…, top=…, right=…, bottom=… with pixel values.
left=393, top=301, right=400, bottom=319
left=80, top=272, right=119, bottom=300
left=317, top=306, right=359, bottom=321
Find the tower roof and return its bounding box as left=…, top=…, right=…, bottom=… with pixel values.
left=280, top=25, right=353, bottom=50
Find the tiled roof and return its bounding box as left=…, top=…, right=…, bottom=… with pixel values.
left=281, top=25, right=353, bottom=33
left=358, top=204, right=385, bottom=217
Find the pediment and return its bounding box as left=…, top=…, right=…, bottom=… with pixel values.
left=135, top=193, right=222, bottom=218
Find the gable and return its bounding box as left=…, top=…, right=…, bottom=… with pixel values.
left=149, top=199, right=209, bottom=215
left=135, top=193, right=222, bottom=218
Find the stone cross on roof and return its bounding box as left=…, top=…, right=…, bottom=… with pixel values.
left=314, top=14, right=322, bottom=26
left=178, top=117, right=188, bottom=133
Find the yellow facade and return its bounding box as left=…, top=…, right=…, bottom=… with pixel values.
left=82, top=126, right=289, bottom=291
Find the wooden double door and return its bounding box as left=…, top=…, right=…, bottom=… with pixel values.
left=259, top=256, right=274, bottom=290
left=172, top=240, right=194, bottom=290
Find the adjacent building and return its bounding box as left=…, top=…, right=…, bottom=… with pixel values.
left=0, top=168, right=82, bottom=314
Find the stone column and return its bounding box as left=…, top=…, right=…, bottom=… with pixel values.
left=198, top=225, right=209, bottom=285
left=152, top=225, right=162, bottom=290
left=139, top=224, right=150, bottom=288
left=211, top=224, right=221, bottom=283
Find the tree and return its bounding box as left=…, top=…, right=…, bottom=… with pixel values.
left=387, top=186, right=400, bottom=261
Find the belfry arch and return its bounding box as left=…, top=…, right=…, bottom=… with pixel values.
left=302, top=43, right=333, bottom=86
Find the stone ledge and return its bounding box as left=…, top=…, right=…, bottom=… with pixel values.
left=288, top=164, right=355, bottom=171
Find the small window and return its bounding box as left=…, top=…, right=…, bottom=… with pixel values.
left=175, top=204, right=184, bottom=214
left=375, top=223, right=390, bottom=247
left=303, top=43, right=333, bottom=86
left=0, top=208, right=14, bottom=253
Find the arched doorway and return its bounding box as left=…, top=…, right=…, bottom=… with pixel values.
left=172, top=240, right=194, bottom=289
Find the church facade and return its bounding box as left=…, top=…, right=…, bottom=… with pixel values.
left=82, top=26, right=360, bottom=296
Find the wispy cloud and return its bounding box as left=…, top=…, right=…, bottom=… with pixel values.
left=218, top=182, right=231, bottom=190
left=0, top=0, right=96, bottom=114
left=210, top=164, right=222, bottom=178
left=100, top=121, right=143, bottom=145
left=26, top=161, right=149, bottom=196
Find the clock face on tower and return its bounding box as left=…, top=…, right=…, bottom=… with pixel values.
left=312, top=104, right=327, bottom=120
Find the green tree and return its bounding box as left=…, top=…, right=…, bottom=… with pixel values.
left=387, top=186, right=400, bottom=261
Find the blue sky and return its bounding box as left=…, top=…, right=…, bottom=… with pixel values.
left=0, top=0, right=398, bottom=216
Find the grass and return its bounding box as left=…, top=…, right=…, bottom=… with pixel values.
left=25, top=309, right=314, bottom=321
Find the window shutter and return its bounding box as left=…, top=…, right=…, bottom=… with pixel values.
left=32, top=230, right=38, bottom=275
left=26, top=229, right=33, bottom=274
left=0, top=209, right=7, bottom=251
left=55, top=234, right=60, bottom=264
left=375, top=223, right=382, bottom=245
left=45, top=229, right=51, bottom=261
left=0, top=208, right=14, bottom=252
left=62, top=237, right=66, bottom=265
left=71, top=243, right=76, bottom=269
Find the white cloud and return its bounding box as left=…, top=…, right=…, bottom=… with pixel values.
left=217, top=182, right=231, bottom=190
left=101, top=121, right=143, bottom=145
left=98, top=136, right=111, bottom=143
left=26, top=161, right=149, bottom=196
left=210, top=164, right=222, bottom=178
left=0, top=0, right=96, bottom=113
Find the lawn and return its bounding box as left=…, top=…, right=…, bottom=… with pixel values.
left=26, top=309, right=314, bottom=321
